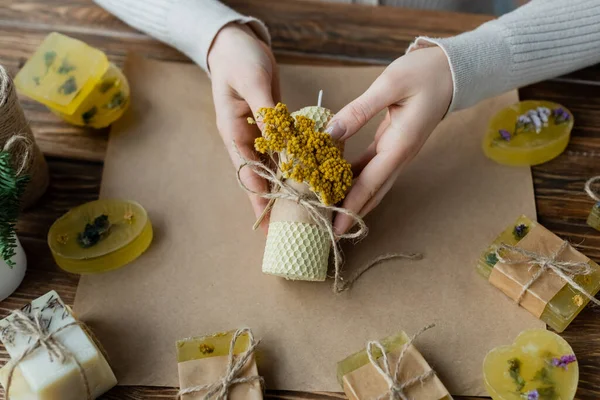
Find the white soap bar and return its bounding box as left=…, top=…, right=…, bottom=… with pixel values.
left=0, top=291, right=116, bottom=399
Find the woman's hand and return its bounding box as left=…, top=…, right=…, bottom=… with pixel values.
left=208, top=23, right=279, bottom=230
left=325, top=46, right=453, bottom=234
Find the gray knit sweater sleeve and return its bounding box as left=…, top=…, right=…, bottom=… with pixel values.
left=408, top=0, right=600, bottom=112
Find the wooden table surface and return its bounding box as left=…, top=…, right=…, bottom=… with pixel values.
left=1, top=0, right=600, bottom=399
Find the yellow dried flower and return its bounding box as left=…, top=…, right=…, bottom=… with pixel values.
left=252, top=103, right=352, bottom=205
left=572, top=294, right=584, bottom=307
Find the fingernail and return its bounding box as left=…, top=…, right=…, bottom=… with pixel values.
left=325, top=120, right=346, bottom=140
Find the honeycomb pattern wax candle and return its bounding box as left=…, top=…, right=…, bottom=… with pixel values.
left=483, top=329, right=578, bottom=400
left=48, top=199, right=152, bottom=274
left=14, top=32, right=129, bottom=128
left=477, top=215, right=600, bottom=332
left=176, top=329, right=263, bottom=400
left=337, top=331, right=452, bottom=400
left=483, top=101, right=573, bottom=166
left=0, top=291, right=117, bottom=400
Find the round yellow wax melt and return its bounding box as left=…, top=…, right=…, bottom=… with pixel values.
left=48, top=199, right=152, bottom=274
left=483, top=329, right=578, bottom=400
left=483, top=100, right=573, bottom=166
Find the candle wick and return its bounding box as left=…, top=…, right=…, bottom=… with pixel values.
left=317, top=90, right=323, bottom=107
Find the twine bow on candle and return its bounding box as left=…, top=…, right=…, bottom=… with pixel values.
left=366, top=324, right=436, bottom=400
left=495, top=241, right=600, bottom=307
left=2, top=134, right=32, bottom=176
left=177, top=328, right=264, bottom=400
left=3, top=310, right=92, bottom=400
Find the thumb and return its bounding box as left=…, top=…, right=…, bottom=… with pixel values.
left=325, top=76, right=396, bottom=141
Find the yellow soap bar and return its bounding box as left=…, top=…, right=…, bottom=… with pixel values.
left=15, top=32, right=129, bottom=128
left=483, top=101, right=573, bottom=166
left=48, top=199, right=152, bottom=274
left=176, top=331, right=251, bottom=363
left=483, top=329, right=578, bottom=400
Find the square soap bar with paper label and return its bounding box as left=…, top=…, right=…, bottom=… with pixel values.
left=336, top=332, right=452, bottom=400
left=477, top=215, right=600, bottom=332
left=176, top=330, right=262, bottom=400
left=0, top=291, right=116, bottom=400
left=15, top=32, right=129, bottom=128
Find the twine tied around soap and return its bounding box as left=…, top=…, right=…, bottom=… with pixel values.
left=495, top=241, right=600, bottom=307
left=235, top=145, right=369, bottom=293
left=585, top=176, right=600, bottom=203
left=3, top=309, right=92, bottom=400
left=177, top=328, right=264, bottom=400
left=366, top=324, right=436, bottom=400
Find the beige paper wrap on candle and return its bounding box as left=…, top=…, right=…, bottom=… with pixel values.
left=488, top=223, right=588, bottom=318
left=178, top=355, right=262, bottom=400
left=261, top=106, right=335, bottom=281
left=0, top=66, right=49, bottom=209
left=342, top=344, right=450, bottom=400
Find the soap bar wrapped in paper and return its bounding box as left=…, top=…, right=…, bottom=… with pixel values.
left=336, top=328, right=452, bottom=400
left=0, top=291, right=117, bottom=400
left=15, top=32, right=129, bottom=128
left=477, top=215, right=600, bottom=332
left=176, top=328, right=263, bottom=400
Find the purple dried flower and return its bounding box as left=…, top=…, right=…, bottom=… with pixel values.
left=525, top=389, right=539, bottom=400
left=551, top=354, right=577, bottom=369
left=552, top=107, right=570, bottom=124
left=499, top=129, right=512, bottom=141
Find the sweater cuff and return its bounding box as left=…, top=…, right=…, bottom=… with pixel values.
left=407, top=22, right=511, bottom=112
left=167, top=0, right=270, bottom=72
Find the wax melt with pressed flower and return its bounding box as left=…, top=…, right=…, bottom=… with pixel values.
left=477, top=215, right=600, bottom=332
left=48, top=199, right=152, bottom=274
left=483, top=101, right=573, bottom=166
left=483, top=329, right=578, bottom=400
left=14, top=32, right=129, bottom=128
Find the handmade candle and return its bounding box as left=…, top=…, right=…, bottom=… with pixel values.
left=176, top=329, right=263, bottom=400
left=336, top=330, right=452, bottom=400
left=483, top=100, right=573, bottom=166
left=477, top=215, right=600, bottom=332
left=14, top=32, right=129, bottom=128
left=255, top=100, right=355, bottom=283
left=48, top=199, right=153, bottom=274
left=483, top=329, right=578, bottom=400
left=0, top=291, right=117, bottom=400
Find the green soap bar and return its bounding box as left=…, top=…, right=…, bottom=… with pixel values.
left=477, top=215, right=600, bottom=332
left=176, top=331, right=250, bottom=363
left=587, top=203, right=600, bottom=232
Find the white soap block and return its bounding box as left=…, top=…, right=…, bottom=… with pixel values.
left=0, top=291, right=116, bottom=399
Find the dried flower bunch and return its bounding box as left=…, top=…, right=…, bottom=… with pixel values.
left=252, top=103, right=352, bottom=205
left=497, top=106, right=571, bottom=142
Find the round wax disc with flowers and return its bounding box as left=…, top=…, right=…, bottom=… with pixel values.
left=483, top=100, right=573, bottom=166
left=483, top=329, right=578, bottom=400
left=48, top=199, right=152, bottom=274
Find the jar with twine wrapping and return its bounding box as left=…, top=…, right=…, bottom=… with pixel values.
left=0, top=65, right=49, bottom=209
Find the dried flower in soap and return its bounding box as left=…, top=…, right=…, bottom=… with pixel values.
left=486, top=252, right=499, bottom=267
left=44, top=51, right=56, bottom=72
left=57, top=58, right=76, bottom=75
left=552, top=107, right=570, bottom=124
left=58, top=76, right=77, bottom=95
left=508, top=358, right=526, bottom=391
left=77, top=214, right=111, bottom=248
left=551, top=354, right=576, bottom=369
left=524, top=389, right=539, bottom=400
left=199, top=344, right=215, bottom=354
left=573, top=294, right=584, bottom=307
left=253, top=103, right=352, bottom=205
left=513, top=224, right=529, bottom=240
left=499, top=129, right=512, bottom=141
left=57, top=234, right=69, bottom=245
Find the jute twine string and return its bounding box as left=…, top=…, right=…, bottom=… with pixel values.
left=177, top=328, right=264, bottom=400
left=495, top=241, right=600, bottom=307
left=0, top=65, right=49, bottom=208
left=585, top=176, right=600, bottom=203
left=4, top=310, right=92, bottom=400
left=366, top=324, right=436, bottom=400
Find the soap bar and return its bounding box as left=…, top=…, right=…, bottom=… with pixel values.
left=477, top=215, right=600, bottom=332
left=48, top=199, right=153, bottom=274
left=482, top=100, right=573, bottom=166
left=336, top=332, right=452, bottom=400
left=14, top=32, right=129, bottom=128
left=0, top=291, right=117, bottom=399
left=483, top=329, right=578, bottom=400
left=587, top=202, right=600, bottom=232
left=176, top=330, right=262, bottom=400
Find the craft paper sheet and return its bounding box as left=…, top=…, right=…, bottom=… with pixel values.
left=74, top=55, right=543, bottom=396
